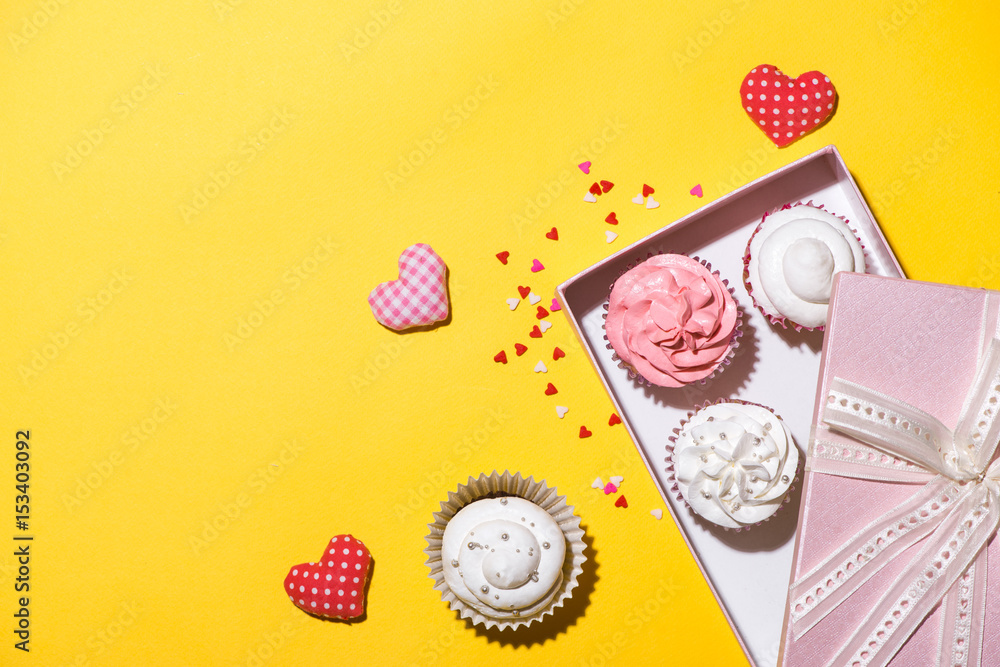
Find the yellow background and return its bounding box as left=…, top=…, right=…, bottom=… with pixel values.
left=2, top=0, right=999, bottom=664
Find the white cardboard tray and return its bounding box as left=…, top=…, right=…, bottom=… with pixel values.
left=556, top=146, right=904, bottom=667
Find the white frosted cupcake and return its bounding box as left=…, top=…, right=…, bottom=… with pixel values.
left=424, top=471, right=586, bottom=630
left=667, top=400, right=799, bottom=530
left=743, top=202, right=865, bottom=331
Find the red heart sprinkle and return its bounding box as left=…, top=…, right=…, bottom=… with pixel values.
left=536, top=306, right=549, bottom=319
left=514, top=343, right=528, bottom=356
left=496, top=251, right=510, bottom=265
left=642, top=184, right=655, bottom=197
left=589, top=182, right=602, bottom=196
left=552, top=347, right=566, bottom=360
left=609, top=413, right=622, bottom=426
left=529, top=325, right=542, bottom=338
left=518, top=285, right=531, bottom=299
left=284, top=535, right=371, bottom=620
left=550, top=298, right=561, bottom=312
left=740, top=64, right=837, bottom=148
left=605, top=212, right=618, bottom=225
left=600, top=180, right=614, bottom=193
left=545, top=227, right=559, bottom=240
left=615, top=495, right=628, bottom=508
left=579, top=426, right=592, bottom=438
left=544, top=383, right=557, bottom=395
left=494, top=350, right=507, bottom=364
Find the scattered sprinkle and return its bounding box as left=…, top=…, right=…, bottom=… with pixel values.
left=545, top=227, right=559, bottom=240
left=530, top=259, right=545, bottom=272
left=578, top=161, right=591, bottom=174
left=605, top=212, right=618, bottom=225
left=506, top=298, right=519, bottom=311
left=615, top=495, right=628, bottom=508
left=552, top=347, right=566, bottom=360
left=496, top=251, right=510, bottom=265
left=514, top=343, right=528, bottom=356
left=600, top=180, right=614, bottom=193
left=529, top=325, right=542, bottom=338
left=631, top=193, right=644, bottom=205
left=589, top=182, right=602, bottom=197
left=690, top=184, right=703, bottom=198
left=528, top=292, right=541, bottom=305
left=556, top=405, right=569, bottom=418
left=642, top=184, right=655, bottom=197
left=550, top=298, right=562, bottom=312
left=539, top=320, right=552, bottom=333
left=603, top=482, right=618, bottom=494
left=609, top=413, right=622, bottom=426
left=494, top=350, right=507, bottom=364
left=534, top=361, right=547, bottom=373
left=592, top=477, right=604, bottom=489
left=536, top=306, right=549, bottom=319
left=518, top=285, right=531, bottom=299
left=584, top=192, right=598, bottom=203
left=579, top=426, right=592, bottom=438
left=545, top=383, right=558, bottom=395
left=646, top=196, right=660, bottom=210
left=610, top=475, right=623, bottom=486
left=605, top=231, right=618, bottom=243
left=650, top=509, right=663, bottom=520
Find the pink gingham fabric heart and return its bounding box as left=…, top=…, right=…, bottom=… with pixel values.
left=368, top=243, right=449, bottom=330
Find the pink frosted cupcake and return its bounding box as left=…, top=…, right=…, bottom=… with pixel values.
left=743, top=202, right=865, bottom=331
left=666, top=399, right=799, bottom=531
left=604, top=254, right=742, bottom=388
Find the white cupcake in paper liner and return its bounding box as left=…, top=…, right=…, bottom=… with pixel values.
left=666, top=399, right=800, bottom=532
left=424, top=471, right=586, bottom=631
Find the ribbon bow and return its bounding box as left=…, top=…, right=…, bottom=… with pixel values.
left=788, top=339, right=1000, bottom=667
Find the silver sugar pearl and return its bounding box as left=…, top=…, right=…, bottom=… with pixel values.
left=481, top=585, right=489, bottom=594
left=764, top=422, right=772, bottom=431
left=501, top=533, right=509, bottom=541
left=782, top=475, right=789, bottom=483
left=702, top=491, right=711, bottom=499
left=500, top=498, right=508, bottom=505
left=451, top=559, right=459, bottom=567
left=732, top=503, right=741, bottom=511
left=542, top=542, right=550, bottom=549
left=719, top=432, right=727, bottom=440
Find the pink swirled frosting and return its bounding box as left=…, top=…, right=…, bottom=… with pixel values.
left=606, top=255, right=739, bottom=387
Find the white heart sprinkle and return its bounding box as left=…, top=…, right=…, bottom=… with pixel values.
left=556, top=406, right=569, bottom=418
left=605, top=231, right=618, bottom=243
left=592, top=477, right=604, bottom=489
left=528, top=292, right=541, bottom=305
left=506, top=298, right=519, bottom=311
left=534, top=361, right=547, bottom=373
left=584, top=192, right=597, bottom=203
left=646, top=196, right=660, bottom=209
left=610, top=475, right=623, bottom=486
left=650, top=509, right=663, bottom=520
left=632, top=193, right=644, bottom=205
left=539, top=320, right=552, bottom=332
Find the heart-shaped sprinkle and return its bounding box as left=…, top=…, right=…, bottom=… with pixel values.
left=496, top=251, right=509, bottom=265
left=544, top=383, right=558, bottom=395
left=284, top=535, right=371, bottom=620
left=584, top=192, right=597, bottom=203
left=545, top=227, right=559, bottom=240
left=517, top=285, right=531, bottom=299
left=609, top=413, right=622, bottom=426
left=589, top=182, right=602, bottom=196
left=690, top=184, right=703, bottom=198
left=579, top=426, right=592, bottom=438
left=645, top=196, right=659, bottom=210
left=494, top=350, right=507, bottom=364
left=530, top=259, right=545, bottom=272
left=514, top=343, right=528, bottom=356
left=534, top=361, right=547, bottom=373
left=506, top=298, right=519, bottom=311
left=610, top=475, right=623, bottom=486
left=603, top=482, right=617, bottom=494
left=578, top=161, right=591, bottom=174
left=539, top=320, right=552, bottom=332
left=631, top=193, right=644, bottom=205
left=740, top=64, right=837, bottom=147
left=605, top=212, right=618, bottom=225
left=556, top=405, right=569, bottom=418
left=600, top=180, right=614, bottom=193
left=368, top=244, right=449, bottom=330
left=651, top=509, right=663, bottom=520
left=605, top=231, right=618, bottom=243
left=642, top=184, right=655, bottom=197
left=536, top=306, right=549, bottom=319
left=615, top=495, right=628, bottom=508
left=528, top=292, right=541, bottom=305
left=552, top=347, right=566, bottom=360
left=529, top=325, right=542, bottom=338
left=592, top=477, right=604, bottom=489
left=550, top=298, right=562, bottom=312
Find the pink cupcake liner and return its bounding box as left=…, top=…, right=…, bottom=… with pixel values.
left=665, top=398, right=802, bottom=532
left=742, top=201, right=867, bottom=332
left=603, top=253, right=744, bottom=389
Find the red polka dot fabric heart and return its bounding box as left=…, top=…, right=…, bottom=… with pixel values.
left=368, top=243, right=449, bottom=330
left=740, top=64, right=837, bottom=148
left=284, top=535, right=372, bottom=620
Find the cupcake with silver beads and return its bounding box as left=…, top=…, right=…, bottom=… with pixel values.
left=667, top=400, right=799, bottom=530
left=424, top=471, right=586, bottom=630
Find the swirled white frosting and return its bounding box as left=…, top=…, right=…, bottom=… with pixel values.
left=673, top=402, right=798, bottom=529
left=747, top=205, right=865, bottom=328
left=441, top=497, right=565, bottom=619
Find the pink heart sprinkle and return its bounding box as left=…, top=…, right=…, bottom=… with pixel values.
left=690, top=184, right=703, bottom=198
left=578, top=161, right=591, bottom=174
left=530, top=259, right=545, bottom=273
left=603, top=482, right=618, bottom=495
left=550, top=298, right=561, bottom=312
